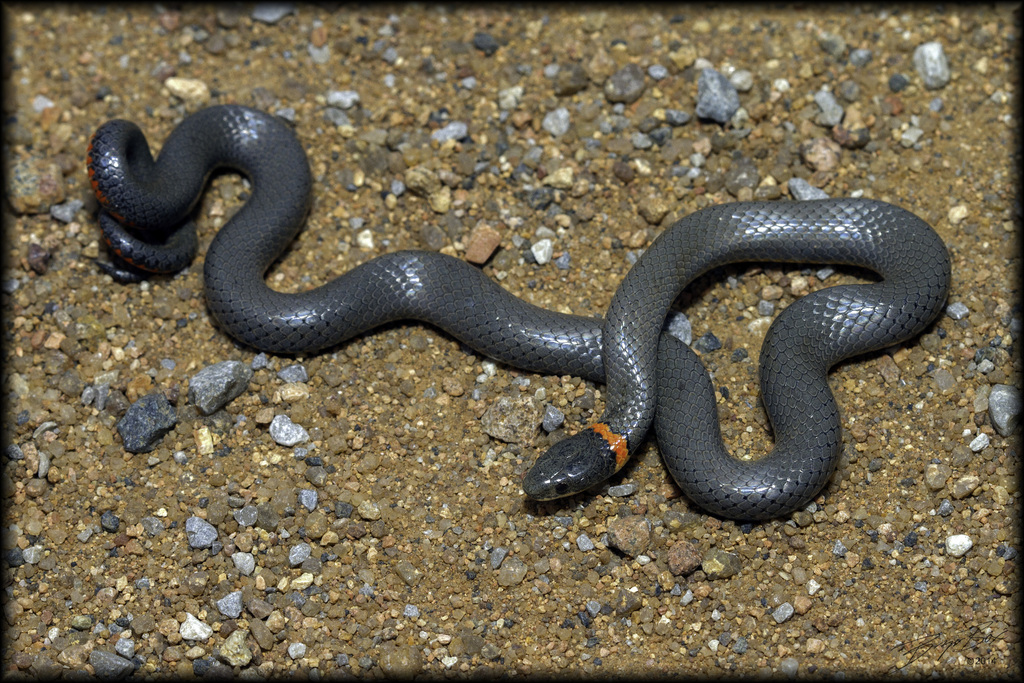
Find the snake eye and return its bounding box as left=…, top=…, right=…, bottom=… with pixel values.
left=555, top=482, right=569, bottom=495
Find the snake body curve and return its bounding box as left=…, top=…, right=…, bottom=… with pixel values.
left=87, top=104, right=951, bottom=520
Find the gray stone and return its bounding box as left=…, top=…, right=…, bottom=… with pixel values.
left=215, top=592, right=243, bottom=619
left=989, top=384, right=1021, bottom=436
left=277, top=364, right=308, bottom=383
left=430, top=121, right=468, bottom=143
left=252, top=3, right=295, bottom=24
left=913, top=41, right=951, bottom=89
left=772, top=602, right=795, bottom=623
left=116, top=392, right=178, bottom=453
left=269, top=414, right=309, bottom=446
left=849, top=48, right=873, bottom=67
left=542, top=107, right=571, bottom=137
left=695, top=68, right=740, bottom=124
left=604, top=63, right=646, bottom=104
left=665, top=310, right=692, bottom=346
left=814, top=90, right=844, bottom=127
left=289, top=542, right=312, bottom=567
left=541, top=404, right=564, bottom=432
left=234, top=505, right=258, bottom=527
left=89, top=649, right=134, bottom=679
left=188, top=361, right=253, bottom=415
left=232, top=551, right=256, bottom=576
left=788, top=177, right=830, bottom=200
left=489, top=546, right=508, bottom=569
left=297, top=488, right=318, bottom=512
left=50, top=198, right=84, bottom=223
left=185, top=516, right=218, bottom=549
left=945, top=301, right=969, bottom=320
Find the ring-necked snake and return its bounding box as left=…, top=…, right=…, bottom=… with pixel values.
left=87, top=104, right=951, bottom=520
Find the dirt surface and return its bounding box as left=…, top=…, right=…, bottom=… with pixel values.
left=2, top=4, right=1020, bottom=679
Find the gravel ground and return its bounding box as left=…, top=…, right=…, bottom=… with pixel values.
left=2, top=4, right=1020, bottom=679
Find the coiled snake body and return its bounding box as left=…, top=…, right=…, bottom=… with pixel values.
left=87, top=105, right=951, bottom=520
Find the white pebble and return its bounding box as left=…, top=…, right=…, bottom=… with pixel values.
left=530, top=239, right=553, bottom=265
left=179, top=613, right=213, bottom=641
left=945, top=534, right=973, bottom=557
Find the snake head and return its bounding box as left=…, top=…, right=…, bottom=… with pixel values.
left=522, top=427, right=621, bottom=500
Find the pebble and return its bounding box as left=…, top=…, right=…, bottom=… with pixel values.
left=988, top=384, right=1020, bottom=436
left=431, top=121, right=468, bottom=143
left=701, top=549, right=742, bottom=579
left=216, top=591, right=243, bottom=618
left=694, top=332, right=722, bottom=353
left=772, top=602, right=795, bottom=623
left=297, top=488, right=318, bottom=511
left=945, top=534, right=973, bottom=557
left=888, top=73, right=910, bottom=92
left=50, top=198, right=83, bottom=223
left=480, top=396, right=541, bottom=443
left=799, top=137, right=842, bottom=172
left=969, top=432, right=990, bottom=452
left=779, top=657, right=800, bottom=676
left=288, top=642, right=307, bottom=659
left=952, top=474, right=981, bottom=499
left=663, top=540, right=704, bottom=577
left=403, top=604, right=420, bottom=618
left=576, top=533, right=595, bottom=552
left=378, top=643, right=424, bottom=678
left=269, top=414, right=309, bottom=446
left=251, top=3, right=295, bottom=24
left=849, top=48, right=873, bottom=67
left=665, top=311, right=692, bottom=345
left=89, top=649, right=134, bottom=679
left=489, top=546, right=509, bottom=569
left=231, top=552, right=256, bottom=576
left=185, top=516, right=218, bottom=549
left=116, top=392, right=179, bottom=453
left=114, top=637, right=135, bottom=659
left=180, top=613, right=213, bottom=641
left=814, top=89, right=844, bottom=126
left=924, top=463, right=952, bottom=490
left=357, top=499, right=381, bottom=521
left=945, top=301, right=969, bottom=320
left=541, top=404, right=564, bottom=432
left=164, top=77, right=210, bottom=105
left=188, top=361, right=254, bottom=415
left=606, top=515, right=652, bottom=557
left=695, top=67, right=740, bottom=124
left=664, top=109, right=691, bottom=127
left=218, top=629, right=252, bottom=667
left=277, top=363, right=308, bottom=383
left=604, top=63, right=646, bottom=104
left=289, top=542, right=312, bottom=567
left=913, top=41, right=951, bottom=89
left=234, top=505, right=257, bottom=527
left=729, top=69, right=754, bottom=92
left=554, top=63, right=588, bottom=96
left=100, top=511, right=120, bottom=533
left=542, top=107, right=571, bottom=137
left=472, top=31, right=499, bottom=56
left=498, top=85, right=523, bottom=110
left=496, top=557, right=528, bottom=586
left=606, top=483, right=637, bottom=497
left=327, top=90, right=360, bottom=109
left=8, top=156, right=66, bottom=214
left=530, top=238, right=553, bottom=264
